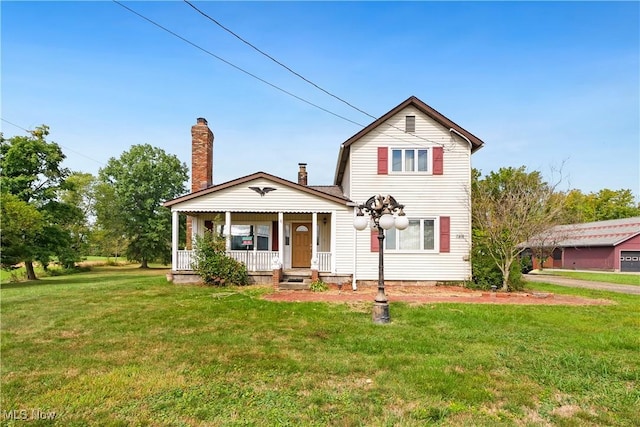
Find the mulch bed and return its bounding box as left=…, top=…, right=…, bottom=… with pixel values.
left=263, top=285, right=613, bottom=306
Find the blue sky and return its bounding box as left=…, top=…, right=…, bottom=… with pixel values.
left=2, top=1, right=639, bottom=197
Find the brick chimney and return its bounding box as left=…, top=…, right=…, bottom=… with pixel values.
left=298, top=163, right=308, bottom=186
left=191, top=118, right=214, bottom=192
left=187, top=118, right=214, bottom=249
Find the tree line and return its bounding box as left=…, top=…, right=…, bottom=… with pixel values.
left=1, top=126, right=638, bottom=284
left=1, top=126, right=187, bottom=279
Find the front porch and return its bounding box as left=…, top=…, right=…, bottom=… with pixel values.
left=170, top=210, right=340, bottom=283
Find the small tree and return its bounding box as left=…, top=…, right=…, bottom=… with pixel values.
left=471, top=166, right=564, bottom=291
left=192, top=231, right=248, bottom=286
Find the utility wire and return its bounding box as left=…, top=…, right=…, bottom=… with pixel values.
left=182, top=1, right=446, bottom=148
left=1, top=118, right=106, bottom=166
left=114, top=2, right=448, bottom=149
left=113, top=0, right=366, bottom=128
left=1, top=118, right=31, bottom=134
left=183, top=0, right=377, bottom=122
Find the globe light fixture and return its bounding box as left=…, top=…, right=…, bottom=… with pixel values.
left=353, top=214, right=368, bottom=231
left=379, top=213, right=395, bottom=230
left=352, top=194, right=407, bottom=324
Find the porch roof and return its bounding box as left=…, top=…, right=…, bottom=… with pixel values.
left=164, top=171, right=351, bottom=208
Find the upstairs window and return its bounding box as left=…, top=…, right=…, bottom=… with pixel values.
left=405, top=115, right=416, bottom=133
left=391, top=148, right=428, bottom=173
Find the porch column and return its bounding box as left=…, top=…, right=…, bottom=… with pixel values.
left=331, top=210, right=337, bottom=273
left=272, top=211, right=285, bottom=291
left=171, top=210, right=179, bottom=271
left=352, top=207, right=358, bottom=291
left=192, top=217, right=199, bottom=242
left=278, top=212, right=284, bottom=267
left=225, top=211, right=231, bottom=251
left=311, top=212, right=318, bottom=280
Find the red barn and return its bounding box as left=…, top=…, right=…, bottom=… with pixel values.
left=525, top=217, right=640, bottom=272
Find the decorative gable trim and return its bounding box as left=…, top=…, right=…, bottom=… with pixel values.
left=164, top=171, right=350, bottom=207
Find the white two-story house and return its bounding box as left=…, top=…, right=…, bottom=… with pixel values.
left=164, top=96, right=484, bottom=287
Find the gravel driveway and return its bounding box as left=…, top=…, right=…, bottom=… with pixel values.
left=525, top=274, right=640, bottom=295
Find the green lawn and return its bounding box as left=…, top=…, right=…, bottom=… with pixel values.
left=532, top=270, right=640, bottom=286
left=1, top=266, right=638, bottom=426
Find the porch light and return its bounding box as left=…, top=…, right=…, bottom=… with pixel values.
left=352, top=194, right=407, bottom=324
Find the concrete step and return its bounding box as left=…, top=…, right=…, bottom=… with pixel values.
left=278, top=282, right=310, bottom=290
left=278, top=276, right=311, bottom=290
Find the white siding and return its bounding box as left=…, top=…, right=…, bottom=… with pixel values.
left=334, top=209, right=355, bottom=275
left=350, top=107, right=472, bottom=282
left=342, top=160, right=352, bottom=198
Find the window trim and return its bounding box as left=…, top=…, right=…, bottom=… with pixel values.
left=384, top=217, right=439, bottom=253
left=390, top=148, right=430, bottom=174
left=405, top=115, right=416, bottom=133
left=228, top=221, right=272, bottom=251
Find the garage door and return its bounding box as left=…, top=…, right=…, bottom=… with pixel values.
left=620, top=251, right=640, bottom=272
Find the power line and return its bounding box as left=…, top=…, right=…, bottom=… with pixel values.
left=1, top=118, right=106, bottom=166
left=183, top=0, right=377, bottom=122
left=181, top=1, right=446, bottom=148
left=1, top=118, right=32, bottom=134
left=113, top=2, right=448, bottom=149
left=112, top=0, right=366, bottom=128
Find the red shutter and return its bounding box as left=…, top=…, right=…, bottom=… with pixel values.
left=377, top=147, right=388, bottom=175
left=440, top=216, right=450, bottom=253
left=371, top=229, right=379, bottom=252
left=433, top=146, right=443, bottom=175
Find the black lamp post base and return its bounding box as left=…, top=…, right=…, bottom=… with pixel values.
left=372, top=302, right=390, bottom=324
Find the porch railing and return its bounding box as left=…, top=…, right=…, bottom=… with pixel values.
left=227, top=250, right=277, bottom=272
left=176, top=250, right=195, bottom=270
left=317, top=252, right=331, bottom=272
left=175, top=250, right=332, bottom=272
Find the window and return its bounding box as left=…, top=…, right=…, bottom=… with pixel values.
left=391, top=149, right=429, bottom=172
left=405, top=115, right=415, bottom=133
left=256, top=225, right=270, bottom=250
left=230, top=224, right=270, bottom=250
left=385, top=219, right=436, bottom=251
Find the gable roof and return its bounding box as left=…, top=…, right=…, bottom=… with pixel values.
left=164, top=171, right=350, bottom=208
left=334, top=96, right=485, bottom=185
left=526, top=216, right=640, bottom=248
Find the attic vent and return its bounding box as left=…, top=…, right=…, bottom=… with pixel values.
left=405, top=115, right=415, bottom=133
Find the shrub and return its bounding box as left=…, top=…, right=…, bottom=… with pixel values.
left=309, top=279, right=329, bottom=292
left=192, top=232, right=248, bottom=286
left=470, top=239, right=524, bottom=291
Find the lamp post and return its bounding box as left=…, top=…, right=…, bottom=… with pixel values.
left=353, top=194, right=409, bottom=324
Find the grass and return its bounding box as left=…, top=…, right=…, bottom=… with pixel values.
left=1, top=266, right=639, bottom=426
left=0, top=257, right=150, bottom=284
left=533, top=269, right=640, bottom=286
